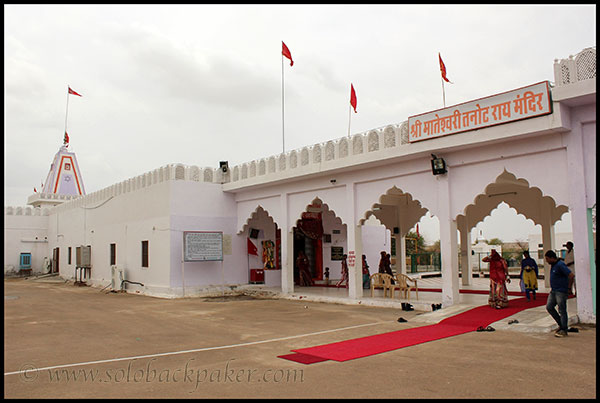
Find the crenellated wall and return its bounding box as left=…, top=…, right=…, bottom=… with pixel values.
left=229, top=123, right=408, bottom=185
left=52, top=163, right=225, bottom=214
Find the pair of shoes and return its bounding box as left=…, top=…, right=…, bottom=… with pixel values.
left=476, top=326, right=495, bottom=332
left=568, top=327, right=579, bottom=333
left=431, top=303, right=442, bottom=311
left=397, top=317, right=407, bottom=323
left=401, top=303, right=414, bottom=311
left=555, top=330, right=568, bottom=337
left=508, top=319, right=519, bottom=325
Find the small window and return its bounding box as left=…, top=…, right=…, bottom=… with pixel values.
left=110, top=243, right=116, bottom=266
left=538, top=250, right=544, bottom=260
left=68, top=247, right=72, bottom=265
left=141, top=240, right=149, bottom=268
left=538, top=243, right=544, bottom=248
left=64, top=163, right=71, bottom=170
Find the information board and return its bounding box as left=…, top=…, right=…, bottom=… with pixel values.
left=331, top=246, right=344, bottom=261
left=183, top=231, right=223, bottom=262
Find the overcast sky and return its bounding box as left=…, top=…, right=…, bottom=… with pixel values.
left=4, top=4, right=595, bottom=243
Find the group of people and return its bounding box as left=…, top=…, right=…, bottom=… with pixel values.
left=484, top=242, right=576, bottom=338
left=297, top=251, right=395, bottom=290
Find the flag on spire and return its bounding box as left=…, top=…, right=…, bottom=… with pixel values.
left=64, top=131, right=69, bottom=146
left=350, top=83, right=357, bottom=113
left=68, top=86, right=82, bottom=97
left=282, top=41, right=294, bottom=66
left=34, top=187, right=37, bottom=193
left=438, top=53, right=452, bottom=83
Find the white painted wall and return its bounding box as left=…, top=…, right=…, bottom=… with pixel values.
left=4, top=208, right=49, bottom=274
left=47, top=181, right=172, bottom=295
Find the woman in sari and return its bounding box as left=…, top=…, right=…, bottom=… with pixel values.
left=296, top=251, right=314, bottom=287
left=520, top=250, right=539, bottom=301
left=482, top=249, right=510, bottom=309
left=336, top=254, right=349, bottom=288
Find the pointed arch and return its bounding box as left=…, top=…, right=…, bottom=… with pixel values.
left=457, top=169, right=569, bottom=231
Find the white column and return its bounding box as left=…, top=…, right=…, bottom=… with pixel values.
left=346, top=182, right=363, bottom=299
left=540, top=198, right=555, bottom=289
left=280, top=193, right=294, bottom=294
left=565, top=120, right=595, bottom=323
left=459, top=221, right=473, bottom=286
left=438, top=174, right=460, bottom=307
left=399, top=233, right=407, bottom=275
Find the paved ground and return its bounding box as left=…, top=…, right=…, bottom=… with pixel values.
left=4, top=277, right=596, bottom=399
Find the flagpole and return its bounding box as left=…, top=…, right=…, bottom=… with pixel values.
left=281, top=55, right=285, bottom=154
left=441, top=77, right=446, bottom=108
left=347, top=104, right=352, bottom=137
left=64, top=85, right=70, bottom=141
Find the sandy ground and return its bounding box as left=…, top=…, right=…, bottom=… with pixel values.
left=4, top=278, right=596, bottom=399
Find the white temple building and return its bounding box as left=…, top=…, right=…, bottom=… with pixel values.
left=4, top=47, right=596, bottom=323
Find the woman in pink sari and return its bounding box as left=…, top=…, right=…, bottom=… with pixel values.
left=482, top=249, right=510, bottom=309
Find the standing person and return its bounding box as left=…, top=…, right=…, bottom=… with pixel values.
left=563, top=241, right=576, bottom=295
left=482, top=249, right=510, bottom=309
left=544, top=250, right=575, bottom=337
left=520, top=251, right=539, bottom=301
left=296, top=251, right=313, bottom=287
left=362, top=254, right=370, bottom=289
left=336, top=254, right=349, bottom=288
left=385, top=253, right=395, bottom=284
left=378, top=251, right=387, bottom=274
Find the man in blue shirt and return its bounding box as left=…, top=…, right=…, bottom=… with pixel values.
left=544, top=250, right=575, bottom=337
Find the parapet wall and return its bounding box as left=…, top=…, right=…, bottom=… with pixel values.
left=553, top=46, right=596, bottom=86
left=228, top=122, right=408, bottom=184
left=51, top=163, right=224, bottom=214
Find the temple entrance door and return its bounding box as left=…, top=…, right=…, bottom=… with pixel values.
left=293, top=212, right=324, bottom=283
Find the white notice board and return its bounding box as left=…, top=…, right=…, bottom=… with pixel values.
left=183, top=231, right=223, bottom=262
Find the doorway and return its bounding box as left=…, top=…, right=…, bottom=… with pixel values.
left=293, top=211, right=324, bottom=284
left=52, top=247, right=59, bottom=273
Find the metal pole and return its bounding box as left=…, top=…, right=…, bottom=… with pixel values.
left=347, top=104, right=352, bottom=137
left=64, top=86, right=70, bottom=139
left=282, top=55, right=285, bottom=154
left=441, top=77, right=446, bottom=108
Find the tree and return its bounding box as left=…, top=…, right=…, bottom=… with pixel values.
left=405, top=231, right=426, bottom=253
left=488, top=238, right=503, bottom=245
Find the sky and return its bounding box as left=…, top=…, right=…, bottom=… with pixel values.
left=4, top=4, right=596, bottom=243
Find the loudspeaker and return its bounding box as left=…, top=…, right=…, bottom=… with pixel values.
left=219, top=161, right=229, bottom=173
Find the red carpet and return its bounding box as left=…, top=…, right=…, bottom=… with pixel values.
left=280, top=295, right=548, bottom=364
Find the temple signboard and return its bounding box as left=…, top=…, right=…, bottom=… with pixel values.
left=183, top=231, right=223, bottom=262
left=408, top=81, right=552, bottom=143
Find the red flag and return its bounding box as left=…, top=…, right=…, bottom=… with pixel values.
left=68, top=86, right=82, bottom=97
left=282, top=41, right=294, bottom=66
left=350, top=83, right=357, bottom=113
left=247, top=238, right=258, bottom=256
left=64, top=131, right=69, bottom=146
left=34, top=187, right=37, bottom=193
left=439, top=53, right=452, bottom=83
left=416, top=223, right=420, bottom=238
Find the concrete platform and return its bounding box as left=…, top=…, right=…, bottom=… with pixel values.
left=239, top=275, right=580, bottom=334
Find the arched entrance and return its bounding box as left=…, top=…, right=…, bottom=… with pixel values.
left=293, top=198, right=347, bottom=286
